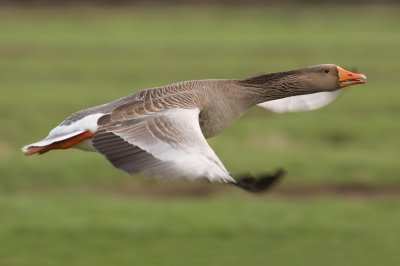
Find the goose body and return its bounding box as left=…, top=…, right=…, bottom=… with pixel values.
left=22, top=64, right=366, bottom=192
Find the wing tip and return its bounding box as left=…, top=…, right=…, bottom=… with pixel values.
left=234, top=168, right=285, bottom=193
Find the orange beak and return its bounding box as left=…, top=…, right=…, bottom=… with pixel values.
left=337, top=66, right=367, bottom=87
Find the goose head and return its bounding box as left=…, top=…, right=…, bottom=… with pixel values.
left=240, top=64, right=367, bottom=96
left=297, top=64, right=367, bottom=92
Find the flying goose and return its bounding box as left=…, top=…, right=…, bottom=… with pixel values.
left=22, top=64, right=367, bottom=192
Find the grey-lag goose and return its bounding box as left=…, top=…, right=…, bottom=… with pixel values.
left=22, top=64, right=367, bottom=192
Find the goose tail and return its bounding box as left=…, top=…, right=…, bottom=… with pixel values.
left=22, top=130, right=94, bottom=155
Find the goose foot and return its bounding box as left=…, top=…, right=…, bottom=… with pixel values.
left=233, top=168, right=285, bottom=193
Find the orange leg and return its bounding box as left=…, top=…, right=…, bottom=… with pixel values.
left=25, top=131, right=94, bottom=155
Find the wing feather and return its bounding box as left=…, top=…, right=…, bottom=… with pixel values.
left=258, top=91, right=341, bottom=113
left=93, top=108, right=234, bottom=183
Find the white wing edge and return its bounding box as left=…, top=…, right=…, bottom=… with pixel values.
left=257, top=91, right=341, bottom=113
left=110, top=108, right=235, bottom=183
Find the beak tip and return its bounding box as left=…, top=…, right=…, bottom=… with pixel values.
left=337, top=66, right=367, bottom=87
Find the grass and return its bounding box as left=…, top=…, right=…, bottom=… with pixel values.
left=0, top=5, right=400, bottom=266
left=1, top=6, right=400, bottom=188
left=1, top=194, right=400, bottom=266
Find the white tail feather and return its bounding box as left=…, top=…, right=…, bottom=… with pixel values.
left=21, top=130, right=86, bottom=153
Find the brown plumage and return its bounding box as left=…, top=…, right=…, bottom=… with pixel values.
left=22, top=64, right=366, bottom=192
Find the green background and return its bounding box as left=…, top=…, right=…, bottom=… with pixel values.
left=0, top=6, right=399, bottom=266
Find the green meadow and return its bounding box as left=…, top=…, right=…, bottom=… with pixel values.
left=0, top=6, right=400, bottom=266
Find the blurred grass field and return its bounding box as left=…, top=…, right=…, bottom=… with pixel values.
left=0, top=5, right=400, bottom=266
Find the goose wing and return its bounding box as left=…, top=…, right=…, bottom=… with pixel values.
left=258, top=91, right=341, bottom=113
left=93, top=108, right=234, bottom=183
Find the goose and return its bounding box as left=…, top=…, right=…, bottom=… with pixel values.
left=22, top=64, right=367, bottom=192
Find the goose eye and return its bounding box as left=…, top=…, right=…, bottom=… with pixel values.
left=323, top=69, right=330, bottom=73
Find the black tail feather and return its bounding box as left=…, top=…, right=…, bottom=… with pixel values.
left=234, top=168, right=285, bottom=193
